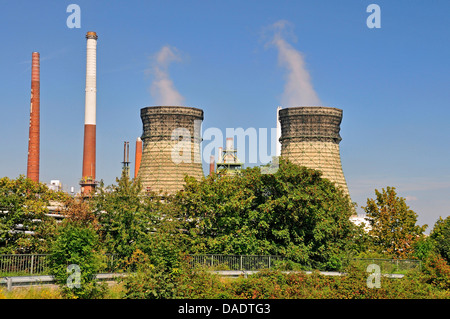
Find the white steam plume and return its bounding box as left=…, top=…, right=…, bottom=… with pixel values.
left=150, top=45, right=185, bottom=106
left=267, top=20, right=321, bottom=106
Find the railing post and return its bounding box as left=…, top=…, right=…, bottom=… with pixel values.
left=240, top=255, right=243, bottom=271
left=6, top=277, right=12, bottom=292
left=30, top=254, right=34, bottom=275
left=269, top=256, right=271, bottom=269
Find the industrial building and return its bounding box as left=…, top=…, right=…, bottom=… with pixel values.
left=22, top=32, right=351, bottom=204
left=215, top=137, right=243, bottom=175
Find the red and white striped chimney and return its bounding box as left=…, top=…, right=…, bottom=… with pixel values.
left=80, top=31, right=98, bottom=195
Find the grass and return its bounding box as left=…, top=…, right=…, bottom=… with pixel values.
left=0, top=280, right=126, bottom=299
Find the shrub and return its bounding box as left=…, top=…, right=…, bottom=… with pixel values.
left=48, top=222, right=106, bottom=299
left=122, top=253, right=228, bottom=299
left=421, top=254, right=450, bottom=290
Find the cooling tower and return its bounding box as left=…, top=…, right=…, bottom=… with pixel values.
left=279, top=106, right=350, bottom=196
left=138, top=106, right=204, bottom=195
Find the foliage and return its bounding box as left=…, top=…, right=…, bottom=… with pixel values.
left=362, top=186, right=427, bottom=258
left=420, top=253, right=450, bottom=291
left=48, top=220, right=106, bottom=299
left=430, top=216, right=450, bottom=264
left=174, top=158, right=362, bottom=270
left=412, top=236, right=435, bottom=261
left=123, top=262, right=449, bottom=299
left=0, top=175, right=68, bottom=253
left=89, top=172, right=154, bottom=266
left=122, top=252, right=228, bottom=299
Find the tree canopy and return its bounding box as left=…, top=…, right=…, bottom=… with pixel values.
left=174, top=158, right=362, bottom=270
left=0, top=175, right=67, bottom=253
left=362, top=186, right=427, bottom=258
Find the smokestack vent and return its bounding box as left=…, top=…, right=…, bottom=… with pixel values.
left=86, top=31, right=98, bottom=39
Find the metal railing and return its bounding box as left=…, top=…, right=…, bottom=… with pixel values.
left=0, top=254, right=422, bottom=275
left=0, top=254, right=118, bottom=275
left=0, top=254, right=49, bottom=275
left=188, top=254, right=285, bottom=270
left=350, top=258, right=422, bottom=273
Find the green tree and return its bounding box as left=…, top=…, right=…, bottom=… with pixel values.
left=0, top=175, right=67, bottom=253
left=430, top=216, right=450, bottom=264
left=49, top=220, right=106, bottom=299
left=362, top=186, right=427, bottom=258
left=174, top=158, right=361, bottom=270
left=91, top=171, right=178, bottom=268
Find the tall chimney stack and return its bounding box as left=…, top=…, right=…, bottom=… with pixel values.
left=27, top=52, right=40, bottom=183
left=80, top=31, right=98, bottom=195
left=134, top=137, right=142, bottom=179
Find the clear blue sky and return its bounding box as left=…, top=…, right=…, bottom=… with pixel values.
left=0, top=0, right=449, bottom=231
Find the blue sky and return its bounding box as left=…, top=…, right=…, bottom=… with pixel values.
left=0, top=1, right=449, bottom=231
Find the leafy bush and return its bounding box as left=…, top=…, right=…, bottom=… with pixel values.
left=48, top=222, right=106, bottom=299
left=420, top=254, right=450, bottom=290
left=122, top=253, right=228, bottom=299
left=430, top=216, right=450, bottom=264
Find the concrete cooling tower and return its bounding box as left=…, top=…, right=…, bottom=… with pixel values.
left=279, top=106, right=350, bottom=196
left=137, top=106, right=204, bottom=195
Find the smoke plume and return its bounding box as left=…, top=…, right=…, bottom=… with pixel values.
left=150, top=45, right=185, bottom=106
left=267, top=20, right=321, bottom=106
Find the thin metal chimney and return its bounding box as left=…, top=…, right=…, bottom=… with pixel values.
left=122, top=141, right=130, bottom=177
left=27, top=52, right=40, bottom=183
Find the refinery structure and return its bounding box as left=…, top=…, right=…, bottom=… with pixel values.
left=22, top=31, right=351, bottom=202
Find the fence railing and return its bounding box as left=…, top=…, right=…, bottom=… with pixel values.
left=0, top=254, right=49, bottom=275
left=188, top=254, right=285, bottom=271
left=0, top=254, right=422, bottom=275
left=0, top=254, right=117, bottom=275
left=350, top=258, right=422, bottom=273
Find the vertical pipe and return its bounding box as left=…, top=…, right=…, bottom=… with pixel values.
left=134, top=137, right=142, bottom=179
left=209, top=155, right=215, bottom=176
left=27, top=52, right=40, bottom=183
left=123, top=141, right=126, bottom=163
left=81, top=32, right=98, bottom=195
left=218, top=147, right=223, bottom=164
left=126, top=142, right=129, bottom=163
left=226, top=137, right=233, bottom=151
